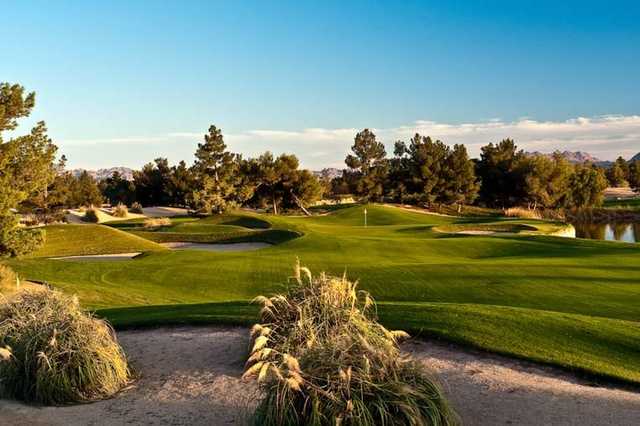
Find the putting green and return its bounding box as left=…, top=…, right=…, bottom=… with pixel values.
left=7, top=204, right=640, bottom=384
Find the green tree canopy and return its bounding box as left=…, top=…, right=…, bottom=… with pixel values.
left=0, top=83, right=58, bottom=256
left=345, top=129, right=388, bottom=201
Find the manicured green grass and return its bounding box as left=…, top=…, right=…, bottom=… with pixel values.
left=604, top=197, right=640, bottom=209
left=29, top=224, right=165, bottom=257
left=9, top=204, right=640, bottom=383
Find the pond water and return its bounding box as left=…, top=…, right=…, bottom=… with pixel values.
left=572, top=222, right=640, bottom=243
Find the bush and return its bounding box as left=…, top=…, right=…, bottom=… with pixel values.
left=113, top=203, right=128, bottom=218
left=0, top=288, right=130, bottom=405
left=129, top=202, right=143, bottom=214
left=83, top=208, right=99, bottom=223
left=504, top=207, right=543, bottom=220
left=0, top=264, right=18, bottom=293
left=244, top=263, right=458, bottom=426
left=143, top=217, right=171, bottom=229
left=0, top=225, right=45, bottom=258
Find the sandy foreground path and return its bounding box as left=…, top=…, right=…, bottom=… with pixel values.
left=2, top=326, right=639, bottom=426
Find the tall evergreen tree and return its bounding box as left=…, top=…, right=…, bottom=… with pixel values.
left=73, top=171, right=103, bottom=207
left=518, top=153, right=573, bottom=209
left=476, top=139, right=525, bottom=207
left=100, top=171, right=136, bottom=206
left=133, top=158, right=173, bottom=206
left=192, top=125, right=239, bottom=213
left=443, top=144, right=480, bottom=207
left=606, top=160, right=627, bottom=187
left=345, top=129, right=388, bottom=201
left=569, top=164, right=608, bottom=208
left=628, top=160, right=640, bottom=193
left=0, top=83, right=58, bottom=256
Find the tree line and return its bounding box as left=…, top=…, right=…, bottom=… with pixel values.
left=332, top=130, right=633, bottom=210
left=2, top=81, right=640, bottom=257
left=99, top=125, right=324, bottom=215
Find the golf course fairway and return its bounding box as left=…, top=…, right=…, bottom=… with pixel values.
left=7, top=204, right=640, bottom=384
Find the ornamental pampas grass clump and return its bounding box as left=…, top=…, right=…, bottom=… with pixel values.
left=0, top=288, right=130, bottom=405
left=113, top=203, right=128, bottom=218
left=0, top=264, right=18, bottom=294
left=143, top=217, right=171, bottom=229
left=244, top=261, right=458, bottom=426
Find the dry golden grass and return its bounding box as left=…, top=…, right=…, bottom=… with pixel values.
left=0, top=264, right=18, bottom=294
left=0, top=288, right=130, bottom=405
left=244, top=261, right=458, bottom=426
left=113, top=203, right=128, bottom=218
left=143, top=217, right=171, bottom=229
left=504, top=207, right=543, bottom=220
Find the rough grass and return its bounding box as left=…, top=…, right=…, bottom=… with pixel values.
left=9, top=204, right=640, bottom=383
left=245, top=263, right=457, bottom=425
left=0, top=288, right=130, bottom=405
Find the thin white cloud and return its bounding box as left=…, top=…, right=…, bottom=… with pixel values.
left=59, top=115, right=640, bottom=169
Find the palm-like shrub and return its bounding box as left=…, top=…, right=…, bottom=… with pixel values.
left=130, top=202, right=143, bottom=214
left=244, top=263, right=458, bottom=426
left=113, top=203, right=128, bottom=218
left=0, top=289, right=130, bottom=405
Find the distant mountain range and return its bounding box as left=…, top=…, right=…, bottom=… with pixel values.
left=525, top=150, right=605, bottom=164
left=70, top=167, right=134, bottom=181
left=66, top=152, right=640, bottom=181
left=523, top=150, right=640, bottom=167
left=313, top=168, right=343, bottom=180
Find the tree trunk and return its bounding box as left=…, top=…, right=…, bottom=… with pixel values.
left=291, top=192, right=312, bottom=216
left=272, top=194, right=278, bottom=215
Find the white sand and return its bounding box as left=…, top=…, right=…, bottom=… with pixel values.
left=2, top=326, right=639, bottom=426
left=142, top=207, right=189, bottom=217
left=457, top=230, right=495, bottom=235
left=51, top=253, right=141, bottom=261
left=162, top=242, right=271, bottom=251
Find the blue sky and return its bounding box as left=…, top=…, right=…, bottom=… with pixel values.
left=3, top=0, right=639, bottom=169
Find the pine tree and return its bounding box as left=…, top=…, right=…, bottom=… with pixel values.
left=0, top=83, right=58, bottom=256
left=443, top=144, right=479, bottom=208
left=345, top=129, right=388, bottom=201
left=192, top=125, right=239, bottom=213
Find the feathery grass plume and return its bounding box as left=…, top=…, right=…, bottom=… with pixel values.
left=0, top=264, right=18, bottom=294
left=113, top=203, right=128, bottom=218
left=143, top=217, right=171, bottom=229
left=0, top=288, right=130, bottom=405
left=504, top=207, right=543, bottom=220
left=244, top=261, right=458, bottom=426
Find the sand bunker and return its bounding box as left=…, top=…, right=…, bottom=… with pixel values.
left=51, top=253, right=141, bottom=261
left=2, top=326, right=638, bottom=426
left=162, top=242, right=272, bottom=251
left=457, top=230, right=495, bottom=235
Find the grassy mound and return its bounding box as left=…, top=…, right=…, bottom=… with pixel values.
left=0, top=288, right=130, bottom=404
left=28, top=224, right=165, bottom=258
left=244, top=263, right=457, bottom=425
